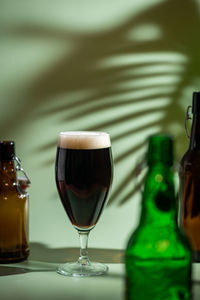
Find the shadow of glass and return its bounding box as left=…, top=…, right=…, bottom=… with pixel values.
left=29, top=242, right=125, bottom=264
left=0, top=242, right=125, bottom=277
left=0, top=265, right=55, bottom=276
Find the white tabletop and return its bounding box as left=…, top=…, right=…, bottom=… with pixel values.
left=0, top=253, right=199, bottom=300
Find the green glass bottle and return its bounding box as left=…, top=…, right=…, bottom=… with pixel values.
left=125, top=134, right=192, bottom=300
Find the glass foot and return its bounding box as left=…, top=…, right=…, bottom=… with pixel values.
left=57, top=261, right=109, bottom=277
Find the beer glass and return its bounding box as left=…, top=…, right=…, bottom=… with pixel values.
left=55, top=131, right=113, bottom=276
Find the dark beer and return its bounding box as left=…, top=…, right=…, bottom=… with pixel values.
left=55, top=132, right=113, bottom=230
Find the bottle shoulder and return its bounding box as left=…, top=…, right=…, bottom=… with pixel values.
left=180, top=149, right=200, bottom=174
left=0, top=168, right=28, bottom=196
left=0, top=182, right=28, bottom=199
left=180, top=148, right=200, bottom=162
left=126, top=224, right=191, bottom=260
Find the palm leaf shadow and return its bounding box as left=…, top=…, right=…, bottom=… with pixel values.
left=2, top=0, right=200, bottom=205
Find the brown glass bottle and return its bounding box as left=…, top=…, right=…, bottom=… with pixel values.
left=179, top=92, right=200, bottom=262
left=0, top=141, right=29, bottom=263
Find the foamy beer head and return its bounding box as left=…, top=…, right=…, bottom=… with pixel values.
left=58, top=131, right=111, bottom=149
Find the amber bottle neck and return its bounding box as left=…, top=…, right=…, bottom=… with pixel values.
left=189, top=114, right=200, bottom=150
left=0, top=160, right=17, bottom=182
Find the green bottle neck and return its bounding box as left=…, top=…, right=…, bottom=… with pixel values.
left=139, top=162, right=177, bottom=227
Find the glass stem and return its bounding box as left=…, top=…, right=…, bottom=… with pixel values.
left=78, top=230, right=90, bottom=266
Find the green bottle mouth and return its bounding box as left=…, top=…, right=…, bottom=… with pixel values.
left=147, top=134, right=173, bottom=166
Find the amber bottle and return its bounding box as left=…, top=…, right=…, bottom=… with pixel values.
left=179, top=91, right=200, bottom=262
left=0, top=141, right=29, bottom=263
